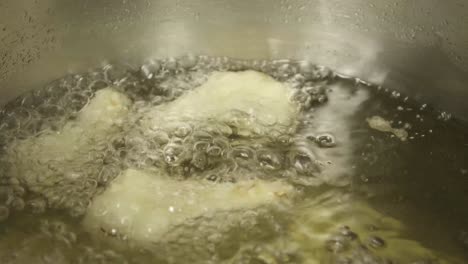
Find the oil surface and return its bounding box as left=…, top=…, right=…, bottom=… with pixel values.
left=0, top=56, right=467, bottom=264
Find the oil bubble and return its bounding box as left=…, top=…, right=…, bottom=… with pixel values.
left=325, top=238, right=348, bottom=253
left=164, top=144, right=186, bottom=165
left=315, top=133, right=336, bottom=148
left=288, top=147, right=320, bottom=175
left=140, top=60, right=161, bottom=79
left=174, top=124, right=192, bottom=138
left=257, top=150, right=283, bottom=171
left=207, top=145, right=223, bottom=157
left=368, top=236, right=386, bottom=249
left=191, top=151, right=207, bottom=170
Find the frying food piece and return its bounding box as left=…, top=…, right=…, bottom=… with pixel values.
left=84, top=168, right=295, bottom=244
left=143, top=70, right=299, bottom=137
left=6, top=88, right=131, bottom=211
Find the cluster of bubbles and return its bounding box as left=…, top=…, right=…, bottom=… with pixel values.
left=0, top=55, right=460, bottom=264
left=323, top=226, right=394, bottom=264
left=0, top=55, right=342, bottom=263
left=117, top=118, right=334, bottom=185
left=0, top=55, right=340, bottom=221
left=111, top=57, right=337, bottom=187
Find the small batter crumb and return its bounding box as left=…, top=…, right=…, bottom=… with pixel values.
left=367, top=116, right=408, bottom=141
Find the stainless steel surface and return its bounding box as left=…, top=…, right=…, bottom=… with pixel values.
left=1, top=0, right=468, bottom=118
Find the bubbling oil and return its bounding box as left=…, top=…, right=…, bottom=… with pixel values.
left=0, top=56, right=467, bottom=264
